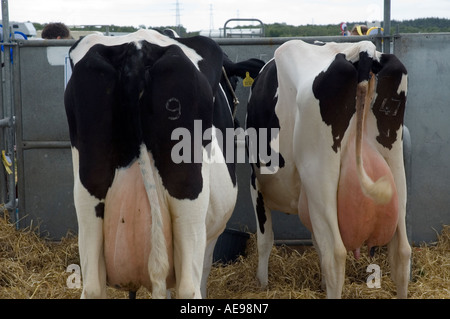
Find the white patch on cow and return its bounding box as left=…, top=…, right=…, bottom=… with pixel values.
left=70, top=29, right=202, bottom=70
left=202, top=144, right=238, bottom=297
left=335, top=40, right=377, bottom=62
left=135, top=40, right=143, bottom=50
left=255, top=128, right=281, bottom=174
left=70, top=147, right=105, bottom=218
left=269, top=133, right=280, bottom=155
left=203, top=125, right=225, bottom=164
left=397, top=73, right=408, bottom=95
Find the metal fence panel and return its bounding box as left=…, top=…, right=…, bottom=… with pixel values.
left=394, top=33, right=450, bottom=243
left=10, top=34, right=450, bottom=243
left=15, top=43, right=76, bottom=239
left=21, top=148, right=75, bottom=237
left=19, top=46, right=70, bottom=141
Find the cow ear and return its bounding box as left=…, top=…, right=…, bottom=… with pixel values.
left=229, top=58, right=265, bottom=79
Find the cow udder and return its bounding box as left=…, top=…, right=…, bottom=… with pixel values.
left=337, top=136, right=398, bottom=255
left=103, top=162, right=174, bottom=292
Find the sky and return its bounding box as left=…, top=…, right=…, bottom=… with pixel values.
left=7, top=0, right=450, bottom=33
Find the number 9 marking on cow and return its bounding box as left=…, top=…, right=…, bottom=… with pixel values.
left=166, top=97, right=181, bottom=120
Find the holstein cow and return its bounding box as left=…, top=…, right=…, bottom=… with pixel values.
left=246, top=40, right=411, bottom=299
left=64, top=29, right=262, bottom=298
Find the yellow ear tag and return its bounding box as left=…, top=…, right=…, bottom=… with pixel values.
left=243, top=72, right=254, bottom=87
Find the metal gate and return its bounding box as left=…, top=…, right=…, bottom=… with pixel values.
left=0, top=10, right=18, bottom=216
left=13, top=41, right=76, bottom=239
left=394, top=33, right=450, bottom=243
left=1, top=33, right=449, bottom=243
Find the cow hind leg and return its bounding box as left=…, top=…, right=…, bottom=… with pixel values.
left=250, top=182, right=274, bottom=288
left=314, top=232, right=347, bottom=299
left=72, top=149, right=107, bottom=299
left=304, top=187, right=347, bottom=298
left=310, top=233, right=327, bottom=291
left=172, top=198, right=209, bottom=299
left=75, top=186, right=107, bottom=298
left=384, top=138, right=411, bottom=299
left=200, top=237, right=218, bottom=298
left=387, top=220, right=411, bottom=299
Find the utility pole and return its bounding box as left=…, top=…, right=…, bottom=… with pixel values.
left=209, top=4, right=214, bottom=31
left=383, top=0, right=391, bottom=53
left=175, top=0, right=181, bottom=35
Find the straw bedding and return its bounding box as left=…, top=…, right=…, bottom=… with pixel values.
left=0, top=207, right=448, bottom=299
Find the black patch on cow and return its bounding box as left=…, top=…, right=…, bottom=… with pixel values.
left=65, top=42, right=131, bottom=200
left=355, top=51, right=373, bottom=83
left=313, top=53, right=358, bottom=152
left=246, top=59, right=285, bottom=170
left=371, top=54, right=407, bottom=149
left=95, top=202, right=105, bottom=219
left=250, top=166, right=256, bottom=190
left=176, top=36, right=224, bottom=96
left=138, top=42, right=217, bottom=200
left=256, top=191, right=267, bottom=234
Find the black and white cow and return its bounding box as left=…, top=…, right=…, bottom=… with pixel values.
left=64, top=29, right=263, bottom=299
left=246, top=40, right=411, bottom=298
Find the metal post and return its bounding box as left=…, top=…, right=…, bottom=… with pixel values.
left=383, top=0, right=391, bottom=53
left=1, top=0, right=10, bottom=43
left=1, top=0, right=16, bottom=213
left=0, top=0, right=9, bottom=204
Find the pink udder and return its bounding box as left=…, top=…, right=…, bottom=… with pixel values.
left=337, top=136, right=398, bottom=254
left=103, top=162, right=174, bottom=291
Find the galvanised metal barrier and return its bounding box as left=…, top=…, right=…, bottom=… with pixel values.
left=0, top=24, right=17, bottom=215
left=3, top=34, right=448, bottom=244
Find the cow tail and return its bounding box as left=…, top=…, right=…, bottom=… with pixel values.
left=355, top=74, right=393, bottom=205
left=138, top=144, right=169, bottom=298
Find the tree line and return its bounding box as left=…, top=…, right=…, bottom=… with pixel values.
left=243, top=18, right=450, bottom=37
left=33, top=17, right=450, bottom=38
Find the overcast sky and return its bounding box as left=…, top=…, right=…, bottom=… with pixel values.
left=8, top=0, right=450, bottom=32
